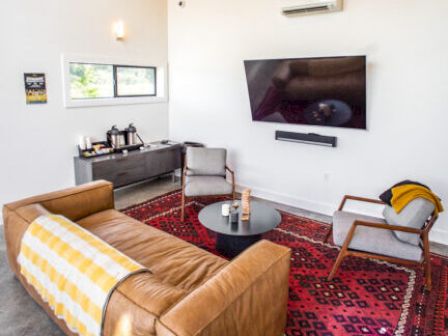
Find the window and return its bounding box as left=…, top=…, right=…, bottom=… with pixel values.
left=63, top=55, right=166, bottom=108
left=116, top=66, right=156, bottom=97
left=68, top=62, right=157, bottom=100
left=69, top=63, right=114, bottom=99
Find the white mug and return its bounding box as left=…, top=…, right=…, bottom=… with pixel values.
left=222, top=203, right=230, bottom=216
left=78, top=136, right=86, bottom=150
left=85, top=137, right=92, bottom=150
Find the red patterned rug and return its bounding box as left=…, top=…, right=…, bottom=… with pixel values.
left=122, top=191, right=448, bottom=336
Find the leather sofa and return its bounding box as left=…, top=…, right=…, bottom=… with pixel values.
left=3, top=180, right=291, bottom=336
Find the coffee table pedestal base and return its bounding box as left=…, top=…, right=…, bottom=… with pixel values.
left=216, top=233, right=262, bottom=258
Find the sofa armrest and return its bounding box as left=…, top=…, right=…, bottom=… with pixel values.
left=3, top=180, right=114, bottom=222
left=156, top=240, right=291, bottom=336
left=3, top=181, right=114, bottom=276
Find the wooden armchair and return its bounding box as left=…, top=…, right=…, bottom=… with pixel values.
left=180, top=147, right=235, bottom=221
left=327, top=195, right=437, bottom=290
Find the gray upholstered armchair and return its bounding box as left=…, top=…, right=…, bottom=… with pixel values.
left=181, top=147, right=235, bottom=221
left=327, top=195, right=438, bottom=290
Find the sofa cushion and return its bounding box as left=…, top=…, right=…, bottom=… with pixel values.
left=77, top=209, right=228, bottom=290
left=185, top=176, right=233, bottom=197
left=383, top=198, right=434, bottom=246
left=76, top=209, right=229, bottom=334
left=186, top=147, right=227, bottom=176
left=333, top=211, right=422, bottom=262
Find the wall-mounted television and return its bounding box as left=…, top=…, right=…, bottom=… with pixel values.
left=244, top=56, right=366, bottom=129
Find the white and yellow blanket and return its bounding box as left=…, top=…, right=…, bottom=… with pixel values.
left=17, top=214, right=148, bottom=336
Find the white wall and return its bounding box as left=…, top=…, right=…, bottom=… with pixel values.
left=0, top=0, right=168, bottom=210
left=168, top=0, right=448, bottom=243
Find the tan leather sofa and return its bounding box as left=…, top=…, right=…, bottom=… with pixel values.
left=3, top=180, right=291, bottom=336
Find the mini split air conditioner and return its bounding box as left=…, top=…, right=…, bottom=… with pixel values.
left=282, top=0, right=343, bottom=16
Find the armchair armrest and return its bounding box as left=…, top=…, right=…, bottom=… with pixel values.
left=328, top=218, right=424, bottom=281
left=225, top=165, right=235, bottom=186
left=338, top=195, right=384, bottom=211
left=183, top=165, right=233, bottom=177
left=336, top=219, right=423, bottom=266
left=344, top=219, right=422, bottom=248
left=353, top=220, right=422, bottom=234
left=225, top=165, right=234, bottom=174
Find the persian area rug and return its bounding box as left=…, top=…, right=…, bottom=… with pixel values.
left=122, top=191, right=448, bottom=336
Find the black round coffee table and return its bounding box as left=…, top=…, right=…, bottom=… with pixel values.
left=198, top=201, right=281, bottom=258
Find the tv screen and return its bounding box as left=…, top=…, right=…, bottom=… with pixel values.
left=244, top=56, right=366, bottom=129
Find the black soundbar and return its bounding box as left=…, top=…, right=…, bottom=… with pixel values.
left=275, top=131, right=337, bottom=147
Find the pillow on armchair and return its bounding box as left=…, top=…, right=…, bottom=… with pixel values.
left=383, top=198, right=435, bottom=246
left=186, top=148, right=227, bottom=176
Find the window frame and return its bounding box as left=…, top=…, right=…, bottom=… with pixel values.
left=62, top=54, right=167, bottom=108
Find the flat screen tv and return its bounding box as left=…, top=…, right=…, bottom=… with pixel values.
left=244, top=56, right=366, bottom=129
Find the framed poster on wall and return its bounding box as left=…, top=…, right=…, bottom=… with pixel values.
left=24, top=73, right=47, bottom=104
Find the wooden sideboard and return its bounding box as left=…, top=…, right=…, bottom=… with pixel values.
left=74, top=142, right=182, bottom=188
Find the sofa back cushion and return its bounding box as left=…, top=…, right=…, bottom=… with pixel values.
left=4, top=180, right=114, bottom=222
left=383, top=198, right=434, bottom=246
left=186, top=148, right=226, bottom=176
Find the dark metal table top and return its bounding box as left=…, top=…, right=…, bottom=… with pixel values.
left=74, top=141, right=182, bottom=163
left=198, top=200, right=281, bottom=236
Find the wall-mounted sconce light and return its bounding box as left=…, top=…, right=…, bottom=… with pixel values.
left=113, top=20, right=125, bottom=41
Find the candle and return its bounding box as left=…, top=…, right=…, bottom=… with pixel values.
left=222, top=203, right=230, bottom=216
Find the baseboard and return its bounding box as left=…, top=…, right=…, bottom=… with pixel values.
left=235, top=183, right=334, bottom=216
left=430, top=228, right=448, bottom=246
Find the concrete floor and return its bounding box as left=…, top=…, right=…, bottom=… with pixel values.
left=0, top=176, right=446, bottom=335
left=114, top=176, right=181, bottom=210
left=0, top=232, right=66, bottom=336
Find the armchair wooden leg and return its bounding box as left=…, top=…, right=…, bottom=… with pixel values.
left=424, top=260, right=432, bottom=291
left=181, top=193, right=186, bottom=222
left=422, top=232, right=432, bottom=291
left=328, top=223, right=357, bottom=281
left=328, top=247, right=347, bottom=281
left=324, top=225, right=333, bottom=243
left=231, top=173, right=236, bottom=200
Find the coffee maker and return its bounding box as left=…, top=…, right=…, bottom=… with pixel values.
left=107, top=125, right=121, bottom=149
left=107, top=124, right=142, bottom=152
left=125, top=123, right=138, bottom=145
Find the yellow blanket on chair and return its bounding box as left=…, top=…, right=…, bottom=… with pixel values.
left=391, top=184, right=444, bottom=215
left=18, top=214, right=148, bottom=336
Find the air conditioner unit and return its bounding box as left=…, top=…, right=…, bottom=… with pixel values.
left=282, top=0, right=343, bottom=16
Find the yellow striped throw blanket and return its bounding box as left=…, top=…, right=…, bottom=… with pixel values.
left=17, top=214, right=149, bottom=336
